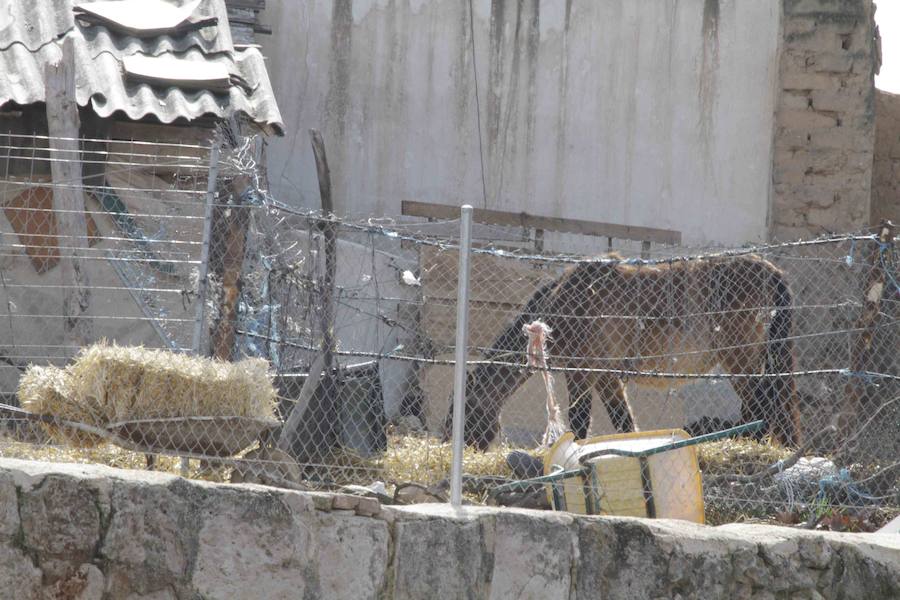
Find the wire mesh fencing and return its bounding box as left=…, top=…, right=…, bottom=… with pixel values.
left=0, top=129, right=897, bottom=528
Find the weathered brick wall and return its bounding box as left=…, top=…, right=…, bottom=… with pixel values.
left=772, top=0, right=878, bottom=240
left=872, top=90, right=900, bottom=224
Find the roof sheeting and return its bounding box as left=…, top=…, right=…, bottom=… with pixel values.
left=0, top=0, right=282, bottom=135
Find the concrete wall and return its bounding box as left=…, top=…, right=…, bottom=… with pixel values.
left=261, top=0, right=783, bottom=246
left=770, top=0, right=878, bottom=240
left=872, top=89, right=900, bottom=224
left=1, top=458, right=898, bottom=599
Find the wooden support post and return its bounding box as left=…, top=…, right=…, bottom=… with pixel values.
left=534, top=228, right=544, bottom=253
left=281, top=129, right=341, bottom=461
left=311, top=129, right=338, bottom=380
left=45, top=38, right=92, bottom=346
left=841, top=220, right=895, bottom=436
left=209, top=174, right=252, bottom=361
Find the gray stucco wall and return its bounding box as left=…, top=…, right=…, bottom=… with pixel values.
left=261, top=0, right=782, bottom=246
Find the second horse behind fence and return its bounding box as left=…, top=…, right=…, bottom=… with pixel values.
left=444, top=253, right=800, bottom=450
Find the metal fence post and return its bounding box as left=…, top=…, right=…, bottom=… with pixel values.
left=192, top=140, right=220, bottom=356
left=183, top=139, right=219, bottom=477
left=450, top=205, right=473, bottom=507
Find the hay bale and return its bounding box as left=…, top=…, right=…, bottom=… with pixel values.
left=17, top=343, right=277, bottom=448
left=66, top=343, right=276, bottom=422
left=18, top=364, right=101, bottom=447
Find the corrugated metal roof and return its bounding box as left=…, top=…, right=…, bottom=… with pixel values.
left=0, top=0, right=282, bottom=135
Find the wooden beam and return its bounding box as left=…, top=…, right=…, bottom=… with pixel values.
left=225, top=0, right=266, bottom=9
left=45, top=38, right=92, bottom=346
left=401, top=200, right=682, bottom=245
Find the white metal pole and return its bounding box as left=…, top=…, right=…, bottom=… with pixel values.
left=192, top=139, right=220, bottom=356
left=450, top=205, right=473, bottom=507
left=184, top=138, right=219, bottom=477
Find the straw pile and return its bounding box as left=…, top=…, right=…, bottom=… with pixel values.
left=18, top=342, right=277, bottom=447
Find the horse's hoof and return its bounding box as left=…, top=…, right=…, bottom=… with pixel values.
left=507, top=450, right=543, bottom=479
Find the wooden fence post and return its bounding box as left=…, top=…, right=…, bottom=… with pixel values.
left=45, top=38, right=92, bottom=346
left=279, top=129, right=340, bottom=461
left=841, top=220, right=895, bottom=436
left=209, top=174, right=252, bottom=361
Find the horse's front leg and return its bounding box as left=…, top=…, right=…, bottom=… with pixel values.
left=595, top=375, right=635, bottom=434
left=566, top=371, right=594, bottom=439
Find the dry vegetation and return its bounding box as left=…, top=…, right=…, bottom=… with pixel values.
left=17, top=342, right=277, bottom=447
left=2, top=407, right=893, bottom=528
left=0, top=430, right=789, bottom=499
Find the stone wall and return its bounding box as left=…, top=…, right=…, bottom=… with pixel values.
left=771, top=0, right=878, bottom=240
left=872, top=90, right=900, bottom=224
left=1, top=458, right=898, bottom=599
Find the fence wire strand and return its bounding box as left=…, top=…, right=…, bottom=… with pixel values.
left=0, top=131, right=897, bottom=530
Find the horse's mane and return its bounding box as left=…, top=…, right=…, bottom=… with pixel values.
left=483, top=278, right=558, bottom=359
left=483, top=253, right=624, bottom=359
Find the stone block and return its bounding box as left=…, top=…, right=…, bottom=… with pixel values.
left=191, top=486, right=314, bottom=599
left=781, top=91, right=814, bottom=111
left=488, top=511, right=576, bottom=599
left=312, top=513, right=389, bottom=600
left=0, top=472, right=19, bottom=540
left=811, top=89, right=866, bottom=112
left=784, top=28, right=840, bottom=52
left=810, top=128, right=875, bottom=151
left=782, top=72, right=841, bottom=91
left=44, top=563, right=105, bottom=600
left=19, top=475, right=101, bottom=569
left=783, top=16, right=818, bottom=37
left=100, top=481, right=199, bottom=597
left=811, top=53, right=855, bottom=74
left=392, top=511, right=491, bottom=600
left=577, top=518, right=666, bottom=598
left=0, top=545, right=42, bottom=600
left=784, top=0, right=866, bottom=18
left=773, top=165, right=807, bottom=185
left=778, top=109, right=838, bottom=130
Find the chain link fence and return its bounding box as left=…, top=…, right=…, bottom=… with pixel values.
left=0, top=130, right=897, bottom=529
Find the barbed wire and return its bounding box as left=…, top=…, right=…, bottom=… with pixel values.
left=0, top=131, right=896, bottom=528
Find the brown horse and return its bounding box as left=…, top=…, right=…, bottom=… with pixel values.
left=444, top=253, right=800, bottom=450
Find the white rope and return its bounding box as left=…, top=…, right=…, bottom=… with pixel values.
left=523, top=320, right=566, bottom=448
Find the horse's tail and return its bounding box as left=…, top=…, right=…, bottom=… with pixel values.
left=761, top=269, right=800, bottom=446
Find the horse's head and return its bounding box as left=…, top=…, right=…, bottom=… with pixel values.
left=441, top=279, right=559, bottom=451
left=442, top=364, right=525, bottom=451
